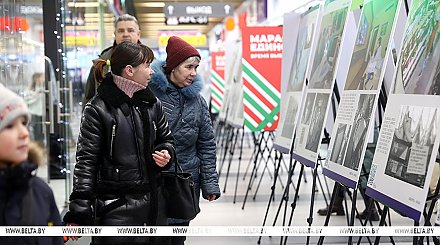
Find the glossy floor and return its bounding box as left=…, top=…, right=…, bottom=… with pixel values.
left=40, top=136, right=424, bottom=244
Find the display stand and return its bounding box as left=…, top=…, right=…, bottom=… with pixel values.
left=256, top=152, right=285, bottom=245
left=221, top=126, right=242, bottom=193
left=251, top=133, right=284, bottom=201
left=217, top=124, right=234, bottom=177
left=241, top=132, right=277, bottom=210
left=318, top=83, right=394, bottom=245
left=279, top=156, right=325, bottom=245
left=417, top=168, right=440, bottom=245
left=232, top=126, right=245, bottom=203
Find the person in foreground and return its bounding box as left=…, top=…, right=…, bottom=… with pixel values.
left=149, top=36, right=221, bottom=245
left=63, top=41, right=176, bottom=245
left=0, top=84, right=63, bottom=245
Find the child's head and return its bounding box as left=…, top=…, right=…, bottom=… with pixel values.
left=0, top=84, right=30, bottom=166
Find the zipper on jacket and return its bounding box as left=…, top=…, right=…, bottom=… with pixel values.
left=110, top=124, right=116, bottom=159
left=132, top=107, right=144, bottom=178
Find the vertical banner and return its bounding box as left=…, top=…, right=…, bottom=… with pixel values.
left=274, top=5, right=321, bottom=153
left=210, top=51, right=225, bottom=113
left=323, top=0, right=401, bottom=188
left=242, top=26, right=283, bottom=132
left=291, top=0, right=351, bottom=168
left=226, top=43, right=244, bottom=127
left=366, top=0, right=440, bottom=221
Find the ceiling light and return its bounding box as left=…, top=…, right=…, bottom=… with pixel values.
left=137, top=2, right=165, bottom=8
left=67, top=2, right=101, bottom=8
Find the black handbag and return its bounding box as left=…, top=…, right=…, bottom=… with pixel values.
left=161, top=162, right=200, bottom=220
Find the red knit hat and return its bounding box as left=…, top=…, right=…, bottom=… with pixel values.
left=165, top=36, right=201, bottom=73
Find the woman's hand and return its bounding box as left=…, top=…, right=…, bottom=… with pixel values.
left=207, top=194, right=217, bottom=202
left=152, top=150, right=171, bottom=167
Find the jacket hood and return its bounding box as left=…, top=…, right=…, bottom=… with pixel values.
left=28, top=141, right=43, bottom=167
left=150, top=60, right=203, bottom=98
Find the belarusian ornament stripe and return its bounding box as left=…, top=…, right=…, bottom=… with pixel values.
left=242, top=59, right=280, bottom=131
left=210, top=70, right=225, bottom=113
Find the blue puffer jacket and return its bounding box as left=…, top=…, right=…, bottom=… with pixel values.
left=149, top=60, right=220, bottom=220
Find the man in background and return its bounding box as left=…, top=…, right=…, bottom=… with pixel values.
left=82, top=14, right=141, bottom=106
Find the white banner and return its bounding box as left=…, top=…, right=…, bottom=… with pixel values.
left=0, top=226, right=438, bottom=237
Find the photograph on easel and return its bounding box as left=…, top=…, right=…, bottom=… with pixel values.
left=309, top=0, right=351, bottom=89
left=366, top=95, right=440, bottom=221
left=329, top=123, right=352, bottom=165
left=385, top=105, right=438, bottom=188
left=304, top=92, right=330, bottom=152
left=393, top=0, right=440, bottom=95
left=273, top=7, right=317, bottom=153
left=322, top=0, right=400, bottom=188
left=365, top=0, right=440, bottom=222
left=344, top=0, right=398, bottom=91
left=342, top=93, right=376, bottom=171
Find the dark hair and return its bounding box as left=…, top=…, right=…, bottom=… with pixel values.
left=94, top=42, right=154, bottom=81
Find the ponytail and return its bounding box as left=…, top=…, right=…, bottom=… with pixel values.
left=93, top=59, right=108, bottom=83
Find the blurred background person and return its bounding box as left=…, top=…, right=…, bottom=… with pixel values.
left=24, top=72, right=45, bottom=145
left=82, top=14, right=141, bottom=106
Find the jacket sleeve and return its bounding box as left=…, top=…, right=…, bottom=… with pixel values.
left=63, top=104, right=102, bottom=225
left=82, top=66, right=96, bottom=108
left=152, top=100, right=176, bottom=171
left=197, top=97, right=221, bottom=199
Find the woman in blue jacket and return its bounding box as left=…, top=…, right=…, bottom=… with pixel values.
left=149, top=36, right=221, bottom=245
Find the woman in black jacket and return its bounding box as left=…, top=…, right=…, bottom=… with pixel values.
left=63, top=42, right=176, bottom=245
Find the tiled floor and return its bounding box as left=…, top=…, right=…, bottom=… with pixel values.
left=42, top=129, right=426, bottom=244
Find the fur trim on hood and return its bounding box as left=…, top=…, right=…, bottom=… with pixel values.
left=149, top=60, right=203, bottom=98
left=28, top=141, right=43, bottom=167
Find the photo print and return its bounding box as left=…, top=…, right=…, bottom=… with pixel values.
left=329, top=123, right=352, bottom=165
left=344, top=0, right=399, bottom=91
left=301, top=92, right=317, bottom=126
left=393, top=0, right=440, bottom=95
left=305, top=93, right=330, bottom=152
left=309, top=3, right=349, bottom=89
left=280, top=95, right=299, bottom=139
left=343, top=93, right=376, bottom=171
left=385, top=105, right=439, bottom=188
left=287, top=6, right=318, bottom=92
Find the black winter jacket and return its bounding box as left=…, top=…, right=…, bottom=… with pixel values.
left=0, top=145, right=63, bottom=245
left=64, top=74, right=175, bottom=235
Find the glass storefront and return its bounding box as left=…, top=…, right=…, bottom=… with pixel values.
left=0, top=0, right=114, bottom=209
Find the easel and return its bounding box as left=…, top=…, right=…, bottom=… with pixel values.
left=318, top=82, right=394, bottom=245
left=255, top=82, right=339, bottom=245
left=217, top=123, right=234, bottom=177
left=220, top=125, right=243, bottom=194
left=276, top=82, right=341, bottom=245
left=256, top=138, right=297, bottom=244
left=241, top=131, right=282, bottom=209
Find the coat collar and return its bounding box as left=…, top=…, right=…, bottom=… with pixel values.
left=97, top=73, right=157, bottom=107
left=150, top=60, right=203, bottom=98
